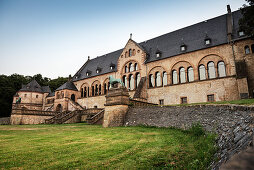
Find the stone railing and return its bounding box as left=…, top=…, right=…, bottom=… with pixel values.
left=87, top=109, right=104, bottom=124
left=12, top=109, right=57, bottom=116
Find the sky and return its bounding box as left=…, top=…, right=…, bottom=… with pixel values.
left=0, top=0, right=247, bottom=79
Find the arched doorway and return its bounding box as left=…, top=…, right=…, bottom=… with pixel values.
left=71, top=94, right=75, bottom=102
left=56, top=104, right=62, bottom=112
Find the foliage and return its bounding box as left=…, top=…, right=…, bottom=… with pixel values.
left=0, top=74, right=68, bottom=117
left=0, top=124, right=217, bottom=169
left=239, top=0, right=254, bottom=38
left=188, top=122, right=206, bottom=137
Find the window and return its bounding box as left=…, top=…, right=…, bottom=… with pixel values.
left=84, top=87, right=87, bottom=97
left=156, top=52, right=161, bottom=58
left=149, top=74, right=154, bottom=87
left=95, top=85, right=98, bottom=96
left=205, top=39, right=211, bottom=45
left=155, top=72, right=161, bottom=87
left=129, top=49, right=132, bottom=57
left=129, top=63, right=134, bottom=72
left=245, top=45, right=250, bottom=54
left=129, top=74, right=134, bottom=90
left=125, top=52, right=128, bottom=58
left=218, top=61, right=226, bottom=77
left=92, top=86, right=94, bottom=96
left=181, top=97, right=187, bottom=104
left=172, top=70, right=178, bottom=84
left=159, top=99, right=164, bottom=105
left=110, top=63, right=115, bottom=70
left=238, top=31, right=245, bottom=37
left=135, top=73, right=140, bottom=88
left=96, top=69, right=100, bottom=74
left=251, top=44, right=254, bottom=53
left=104, top=83, right=107, bottom=94
left=134, top=63, right=138, bottom=71
left=207, top=94, right=215, bottom=102
left=187, top=67, right=194, bottom=82
left=199, top=65, right=206, bottom=80
left=81, top=88, right=83, bottom=98
left=123, top=76, right=127, bottom=88
left=179, top=67, right=186, bottom=83
left=87, top=87, right=89, bottom=97
left=208, top=62, right=216, bottom=79
left=99, top=85, right=101, bottom=95
left=180, top=45, right=186, bottom=52
left=125, top=66, right=128, bottom=73
left=163, top=72, right=167, bottom=86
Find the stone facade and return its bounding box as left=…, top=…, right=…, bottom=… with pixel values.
left=124, top=105, right=254, bottom=169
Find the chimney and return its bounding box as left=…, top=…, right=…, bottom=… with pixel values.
left=227, top=5, right=233, bottom=42
left=88, top=56, right=90, bottom=60
left=68, top=74, right=72, bottom=81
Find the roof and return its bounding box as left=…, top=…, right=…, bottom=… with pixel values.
left=19, top=80, right=51, bottom=93
left=56, top=81, right=78, bottom=91
left=73, top=10, right=245, bottom=81
left=47, top=91, right=55, bottom=97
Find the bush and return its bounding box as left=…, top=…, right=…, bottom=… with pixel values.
left=188, top=122, right=205, bottom=137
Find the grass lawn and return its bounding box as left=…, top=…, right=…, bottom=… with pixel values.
left=0, top=123, right=216, bottom=169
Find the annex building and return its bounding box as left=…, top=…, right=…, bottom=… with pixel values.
left=12, top=6, right=254, bottom=113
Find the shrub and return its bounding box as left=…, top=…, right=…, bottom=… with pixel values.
left=188, top=122, right=205, bottom=137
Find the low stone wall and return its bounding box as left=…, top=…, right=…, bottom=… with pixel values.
left=0, top=117, right=10, bottom=125
left=11, top=115, right=53, bottom=125
left=124, top=105, right=254, bottom=169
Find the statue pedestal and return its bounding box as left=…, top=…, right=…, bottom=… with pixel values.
left=103, top=86, right=129, bottom=127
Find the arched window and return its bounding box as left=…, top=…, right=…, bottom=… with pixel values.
left=163, top=72, right=167, bottom=86
left=245, top=45, right=250, bottom=54
left=57, top=92, right=60, bottom=99
left=125, top=66, right=128, bottom=73
left=84, top=87, right=87, bottom=97
left=129, top=49, right=132, bottom=57
left=149, top=74, right=154, bottom=87
left=134, top=63, right=138, bottom=71
left=172, top=70, right=178, bottom=84
left=95, top=85, right=98, bottom=96
left=251, top=44, right=254, bottom=53
left=104, top=83, right=107, bottom=94
left=135, top=73, right=140, bottom=88
left=87, top=87, right=89, bottom=97
left=99, top=85, right=101, bottom=95
left=81, top=88, right=83, bottom=98
left=155, top=72, right=161, bottom=87
left=179, top=67, right=186, bottom=83
left=208, top=62, right=216, bottom=79
left=123, top=76, right=127, bottom=88
left=199, top=65, right=206, bottom=80
left=129, top=74, right=134, bottom=90
left=92, top=86, right=94, bottom=96
left=61, top=92, right=64, bottom=98
left=187, top=67, right=194, bottom=82
left=218, top=61, right=226, bottom=77
left=129, top=63, right=134, bottom=72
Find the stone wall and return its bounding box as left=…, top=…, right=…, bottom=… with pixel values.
left=0, top=117, right=10, bottom=125
left=11, top=115, right=53, bottom=125
left=124, top=105, right=254, bottom=169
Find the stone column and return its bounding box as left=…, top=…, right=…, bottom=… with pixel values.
left=103, top=86, right=129, bottom=127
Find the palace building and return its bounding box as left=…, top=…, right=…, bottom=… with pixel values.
left=12, top=6, right=254, bottom=112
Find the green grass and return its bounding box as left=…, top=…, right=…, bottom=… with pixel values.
left=161, top=98, right=254, bottom=107
left=0, top=123, right=217, bottom=169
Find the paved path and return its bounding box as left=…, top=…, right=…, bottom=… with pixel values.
left=220, top=147, right=254, bottom=170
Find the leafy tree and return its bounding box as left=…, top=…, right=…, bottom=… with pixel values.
left=0, top=74, right=68, bottom=117
left=239, top=0, right=254, bottom=38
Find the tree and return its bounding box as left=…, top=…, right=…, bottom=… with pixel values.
left=239, top=0, right=254, bottom=38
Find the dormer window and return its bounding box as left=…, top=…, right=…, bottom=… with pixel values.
left=86, top=70, right=91, bottom=76
left=180, top=45, right=187, bottom=52
left=110, top=63, right=115, bottom=70
left=96, top=67, right=102, bottom=74
left=96, top=70, right=99, bottom=74
left=156, top=50, right=162, bottom=58
left=238, top=31, right=245, bottom=37
left=205, top=38, right=211, bottom=45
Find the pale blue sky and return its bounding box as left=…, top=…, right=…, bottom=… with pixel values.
left=0, top=0, right=246, bottom=78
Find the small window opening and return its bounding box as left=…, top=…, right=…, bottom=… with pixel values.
left=181, top=97, right=187, bottom=104
left=159, top=99, right=164, bottom=105
left=207, top=94, right=215, bottom=102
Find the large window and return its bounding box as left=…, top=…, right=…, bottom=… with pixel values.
left=81, top=88, right=83, bottom=98
left=218, top=61, right=226, bottom=77
left=179, top=67, right=186, bottom=83
left=149, top=74, right=154, bottom=87
left=155, top=72, right=161, bottom=87
left=162, top=72, right=167, bottom=86
left=208, top=62, right=216, bottom=79
left=199, top=65, right=206, bottom=80
left=187, top=67, right=194, bottom=82
left=135, top=73, right=140, bottom=88
left=134, top=63, right=138, bottom=71
left=172, top=70, right=178, bottom=84
left=129, top=74, right=134, bottom=90
left=125, top=66, right=128, bottom=73
left=123, top=76, right=127, bottom=88
left=104, top=83, right=107, bottom=94
left=129, top=63, right=134, bottom=72
left=245, top=45, right=250, bottom=54
left=129, top=49, right=132, bottom=57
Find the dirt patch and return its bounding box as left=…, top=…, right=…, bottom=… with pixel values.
left=0, top=127, right=43, bottom=131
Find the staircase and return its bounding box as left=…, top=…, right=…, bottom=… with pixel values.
left=86, top=109, right=105, bottom=125
left=69, top=99, right=85, bottom=110
left=46, top=104, right=54, bottom=111
left=45, top=110, right=80, bottom=124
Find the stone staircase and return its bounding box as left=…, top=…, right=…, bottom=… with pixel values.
left=45, top=109, right=104, bottom=125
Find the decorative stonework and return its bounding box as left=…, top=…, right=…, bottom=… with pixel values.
left=103, top=86, right=129, bottom=127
